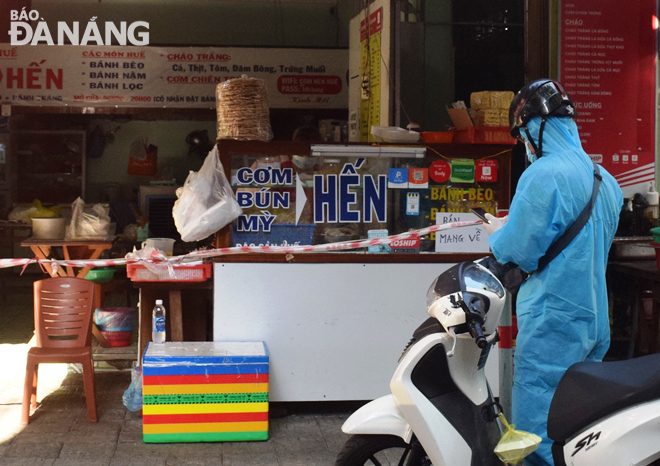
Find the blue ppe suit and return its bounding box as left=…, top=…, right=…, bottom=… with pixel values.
left=488, top=117, right=623, bottom=465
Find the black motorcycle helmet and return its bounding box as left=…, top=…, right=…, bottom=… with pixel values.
left=509, top=79, right=575, bottom=158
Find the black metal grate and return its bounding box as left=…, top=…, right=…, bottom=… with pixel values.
left=147, top=196, right=180, bottom=240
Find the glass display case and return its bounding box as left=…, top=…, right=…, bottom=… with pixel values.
left=212, top=139, right=513, bottom=403
left=216, top=140, right=512, bottom=255
left=13, top=130, right=86, bottom=204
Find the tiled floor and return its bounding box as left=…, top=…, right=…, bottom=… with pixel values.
left=0, top=274, right=356, bottom=465
left=0, top=368, right=355, bottom=466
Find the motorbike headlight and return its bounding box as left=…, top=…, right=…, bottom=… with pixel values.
left=426, top=262, right=505, bottom=313
left=463, top=263, right=505, bottom=298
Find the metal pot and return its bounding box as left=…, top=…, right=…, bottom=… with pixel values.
left=31, top=217, right=67, bottom=240
left=610, top=236, right=655, bottom=260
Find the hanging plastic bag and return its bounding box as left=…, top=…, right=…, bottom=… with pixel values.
left=128, top=139, right=157, bottom=176
left=494, top=413, right=542, bottom=464
left=122, top=365, right=143, bottom=412
left=172, top=146, right=242, bottom=242
left=129, top=137, right=147, bottom=161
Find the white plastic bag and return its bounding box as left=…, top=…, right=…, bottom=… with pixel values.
left=129, top=137, right=147, bottom=161
left=122, top=366, right=143, bottom=412
left=173, top=146, right=242, bottom=242
left=65, top=197, right=112, bottom=240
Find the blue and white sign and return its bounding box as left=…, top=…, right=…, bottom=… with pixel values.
left=235, top=167, right=294, bottom=232
left=367, top=229, right=390, bottom=253
left=406, top=192, right=420, bottom=216
left=388, top=168, right=408, bottom=189
left=313, top=160, right=387, bottom=224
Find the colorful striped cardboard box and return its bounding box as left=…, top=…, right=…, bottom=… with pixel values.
left=142, top=341, right=269, bottom=443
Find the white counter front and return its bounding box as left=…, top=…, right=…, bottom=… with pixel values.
left=213, top=262, right=499, bottom=402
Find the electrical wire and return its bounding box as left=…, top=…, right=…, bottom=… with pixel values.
left=425, top=145, right=512, bottom=161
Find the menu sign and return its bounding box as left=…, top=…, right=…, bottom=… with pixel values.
left=559, top=0, right=656, bottom=195
left=0, top=45, right=348, bottom=109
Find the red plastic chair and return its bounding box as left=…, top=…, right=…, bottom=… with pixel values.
left=22, top=277, right=98, bottom=424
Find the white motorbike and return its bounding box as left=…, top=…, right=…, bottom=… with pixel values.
left=335, top=259, right=660, bottom=466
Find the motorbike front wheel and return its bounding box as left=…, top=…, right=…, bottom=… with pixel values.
left=335, top=434, right=430, bottom=466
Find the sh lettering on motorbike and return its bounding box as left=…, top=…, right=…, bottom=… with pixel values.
left=572, top=431, right=601, bottom=457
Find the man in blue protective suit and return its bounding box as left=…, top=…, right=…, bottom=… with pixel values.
left=483, top=79, right=623, bottom=466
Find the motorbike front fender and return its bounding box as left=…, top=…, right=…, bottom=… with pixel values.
left=341, top=394, right=413, bottom=443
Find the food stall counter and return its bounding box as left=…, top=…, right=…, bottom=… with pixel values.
left=212, top=140, right=513, bottom=401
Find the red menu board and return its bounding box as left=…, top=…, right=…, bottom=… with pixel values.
left=559, top=0, right=657, bottom=195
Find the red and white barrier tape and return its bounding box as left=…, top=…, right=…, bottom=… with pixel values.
left=0, top=220, right=481, bottom=270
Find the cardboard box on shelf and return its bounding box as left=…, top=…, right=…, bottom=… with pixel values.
left=447, top=107, right=474, bottom=131
left=469, top=91, right=514, bottom=127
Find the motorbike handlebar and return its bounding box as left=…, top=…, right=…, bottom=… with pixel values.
left=468, top=320, right=488, bottom=349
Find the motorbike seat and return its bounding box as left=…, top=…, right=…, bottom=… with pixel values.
left=548, top=353, right=660, bottom=443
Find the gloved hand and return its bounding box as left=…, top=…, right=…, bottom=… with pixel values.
left=482, top=213, right=508, bottom=235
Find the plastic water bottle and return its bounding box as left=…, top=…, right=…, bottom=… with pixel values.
left=152, top=299, right=166, bottom=344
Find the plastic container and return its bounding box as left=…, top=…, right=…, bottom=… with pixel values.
left=127, top=263, right=212, bottom=282
left=31, top=217, right=67, bottom=240
left=421, top=132, right=454, bottom=144
left=94, top=307, right=135, bottom=347
left=85, top=268, right=116, bottom=284
left=370, top=126, right=421, bottom=143
left=142, top=238, right=175, bottom=256
left=102, top=330, right=133, bottom=347
left=651, top=227, right=660, bottom=243
left=452, top=126, right=516, bottom=145
left=142, top=341, right=269, bottom=443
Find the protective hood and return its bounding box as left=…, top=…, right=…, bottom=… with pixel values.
left=489, top=115, right=607, bottom=273
left=522, top=116, right=583, bottom=160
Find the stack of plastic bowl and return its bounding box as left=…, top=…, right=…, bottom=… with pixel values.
left=94, top=308, right=135, bottom=347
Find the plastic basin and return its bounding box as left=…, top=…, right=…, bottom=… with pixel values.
left=85, top=268, right=116, bottom=284
left=651, top=227, right=660, bottom=243
left=95, top=307, right=135, bottom=346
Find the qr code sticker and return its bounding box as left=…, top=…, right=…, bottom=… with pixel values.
left=482, top=166, right=491, bottom=176
left=413, top=171, right=423, bottom=181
